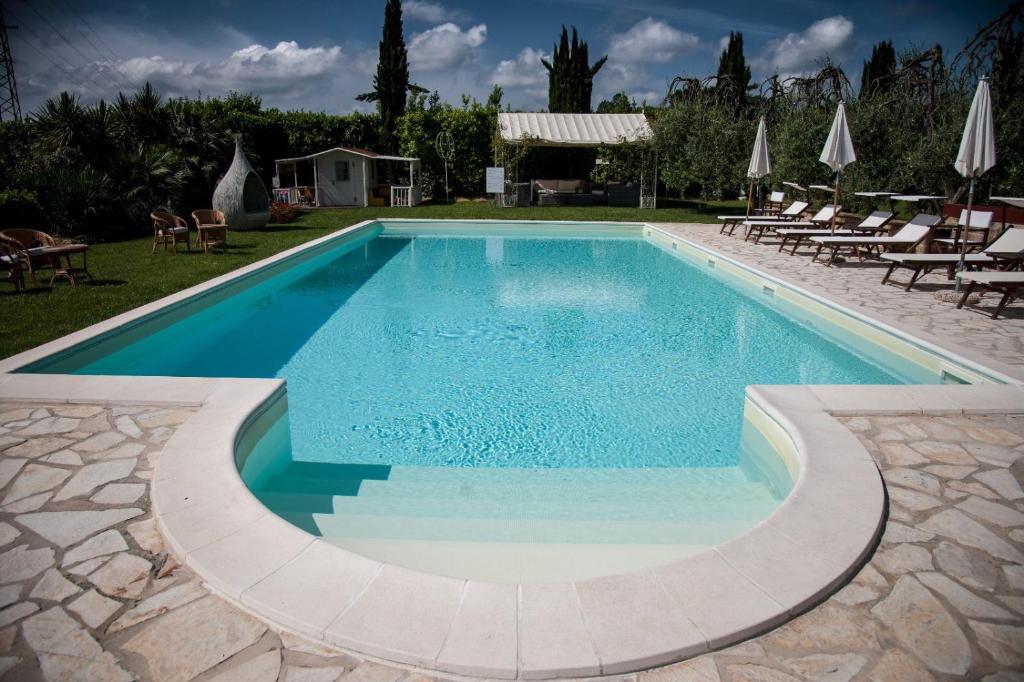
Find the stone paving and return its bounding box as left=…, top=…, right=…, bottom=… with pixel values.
left=651, top=223, right=1024, bottom=371
left=0, top=402, right=1022, bottom=681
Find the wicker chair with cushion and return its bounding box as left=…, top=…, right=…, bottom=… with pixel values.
left=0, top=235, right=26, bottom=292
left=0, top=228, right=57, bottom=284
left=191, top=209, right=228, bottom=254
left=151, top=212, right=191, bottom=254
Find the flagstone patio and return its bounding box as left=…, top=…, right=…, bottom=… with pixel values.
left=0, top=399, right=1020, bottom=681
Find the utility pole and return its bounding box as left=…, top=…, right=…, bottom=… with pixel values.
left=0, top=2, right=21, bottom=122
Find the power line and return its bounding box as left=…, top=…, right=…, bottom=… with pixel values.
left=38, top=0, right=137, bottom=90
left=7, top=8, right=113, bottom=95
left=12, top=0, right=129, bottom=92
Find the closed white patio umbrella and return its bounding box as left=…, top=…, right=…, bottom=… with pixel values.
left=746, top=116, right=771, bottom=218
left=954, top=76, right=996, bottom=290
left=819, top=101, right=856, bottom=233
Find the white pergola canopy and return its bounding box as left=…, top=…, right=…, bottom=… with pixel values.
left=498, top=112, right=652, bottom=147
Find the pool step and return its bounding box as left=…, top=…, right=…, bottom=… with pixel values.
left=294, top=511, right=761, bottom=545
left=254, top=462, right=780, bottom=546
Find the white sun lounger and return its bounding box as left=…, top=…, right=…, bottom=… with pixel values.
left=743, top=204, right=837, bottom=244
left=956, top=271, right=1024, bottom=318
left=776, top=210, right=894, bottom=255
left=880, top=227, right=1024, bottom=290
left=718, top=200, right=809, bottom=236
left=932, top=209, right=995, bottom=252
left=809, top=213, right=942, bottom=266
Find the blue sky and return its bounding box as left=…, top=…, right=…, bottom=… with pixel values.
left=6, top=0, right=1007, bottom=114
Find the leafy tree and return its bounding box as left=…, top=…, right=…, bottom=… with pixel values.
left=357, top=0, right=424, bottom=152
left=541, top=26, right=607, bottom=113
left=486, top=84, right=504, bottom=110
left=860, top=40, right=897, bottom=97
left=596, top=92, right=637, bottom=113
left=716, top=32, right=751, bottom=107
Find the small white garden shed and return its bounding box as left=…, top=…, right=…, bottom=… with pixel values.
left=273, top=147, right=422, bottom=208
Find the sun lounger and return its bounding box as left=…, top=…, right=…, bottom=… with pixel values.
left=763, top=190, right=786, bottom=215
left=809, top=213, right=942, bottom=266
left=880, top=227, right=1024, bottom=290
left=744, top=204, right=837, bottom=244
left=955, top=271, right=1024, bottom=318
left=718, top=200, right=808, bottom=236
left=933, top=209, right=995, bottom=253
left=776, top=210, right=894, bottom=255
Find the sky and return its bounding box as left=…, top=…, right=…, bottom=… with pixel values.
left=4, top=0, right=1010, bottom=116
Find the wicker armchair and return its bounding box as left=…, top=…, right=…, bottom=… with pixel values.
left=0, top=228, right=57, bottom=285
left=191, top=209, right=228, bottom=254
left=0, top=235, right=26, bottom=292
left=151, top=212, right=191, bottom=254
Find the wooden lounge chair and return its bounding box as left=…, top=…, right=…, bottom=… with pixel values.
left=776, top=211, right=894, bottom=255
left=809, top=213, right=942, bottom=266
left=191, top=209, right=228, bottom=254
left=744, top=204, right=838, bottom=244
left=151, top=212, right=191, bottom=254
left=933, top=209, right=995, bottom=253
left=955, top=271, right=1024, bottom=318
left=880, top=227, right=1024, bottom=290
left=0, top=235, right=26, bottom=292
left=0, top=228, right=57, bottom=285
left=718, top=200, right=809, bottom=236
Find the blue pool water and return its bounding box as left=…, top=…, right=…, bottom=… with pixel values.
left=60, top=227, right=905, bottom=469
left=35, top=221, right=933, bottom=580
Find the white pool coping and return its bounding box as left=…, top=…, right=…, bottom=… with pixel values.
left=2, top=219, right=1024, bottom=678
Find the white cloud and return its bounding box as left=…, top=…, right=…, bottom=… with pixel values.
left=492, top=48, right=547, bottom=90
left=489, top=47, right=549, bottom=109
left=756, top=16, right=854, bottom=75
left=718, top=35, right=731, bottom=53
left=608, top=18, right=699, bottom=64
left=116, top=41, right=342, bottom=97
left=404, top=0, right=465, bottom=23
left=408, top=23, right=487, bottom=72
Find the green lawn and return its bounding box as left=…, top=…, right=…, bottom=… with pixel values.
left=1, top=199, right=737, bottom=361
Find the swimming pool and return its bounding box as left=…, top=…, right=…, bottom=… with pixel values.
left=18, top=220, right=999, bottom=581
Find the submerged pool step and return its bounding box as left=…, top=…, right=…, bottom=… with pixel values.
left=256, top=485, right=776, bottom=522
left=255, top=462, right=783, bottom=546
left=297, top=511, right=760, bottom=545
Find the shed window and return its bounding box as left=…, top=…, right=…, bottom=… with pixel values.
left=335, top=160, right=350, bottom=182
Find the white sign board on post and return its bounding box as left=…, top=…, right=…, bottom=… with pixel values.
left=485, top=166, right=505, bottom=194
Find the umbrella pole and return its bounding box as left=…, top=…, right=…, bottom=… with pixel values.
left=745, top=179, right=755, bottom=218
left=955, top=176, right=976, bottom=293
left=831, top=172, right=841, bottom=234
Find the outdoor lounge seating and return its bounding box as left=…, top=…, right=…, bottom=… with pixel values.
left=191, top=209, right=228, bottom=254
left=743, top=204, right=838, bottom=244
left=955, top=271, right=1024, bottom=318
left=151, top=212, right=191, bottom=254
left=776, top=210, right=894, bottom=255
left=933, top=209, right=995, bottom=253
left=880, top=227, right=1024, bottom=290
left=1, top=228, right=57, bottom=284
left=718, top=200, right=809, bottom=236
left=0, top=235, right=25, bottom=292
left=809, top=213, right=942, bottom=266
left=534, top=180, right=594, bottom=206
left=763, top=190, right=786, bottom=215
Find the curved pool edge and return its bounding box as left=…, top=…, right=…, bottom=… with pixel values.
left=3, top=379, right=1024, bottom=677
left=0, top=372, right=873, bottom=678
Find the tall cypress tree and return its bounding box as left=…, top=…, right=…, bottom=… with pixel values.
left=541, top=26, right=607, bottom=113
left=860, top=40, right=896, bottom=98
left=357, top=0, right=422, bottom=152
left=716, top=32, right=751, bottom=107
